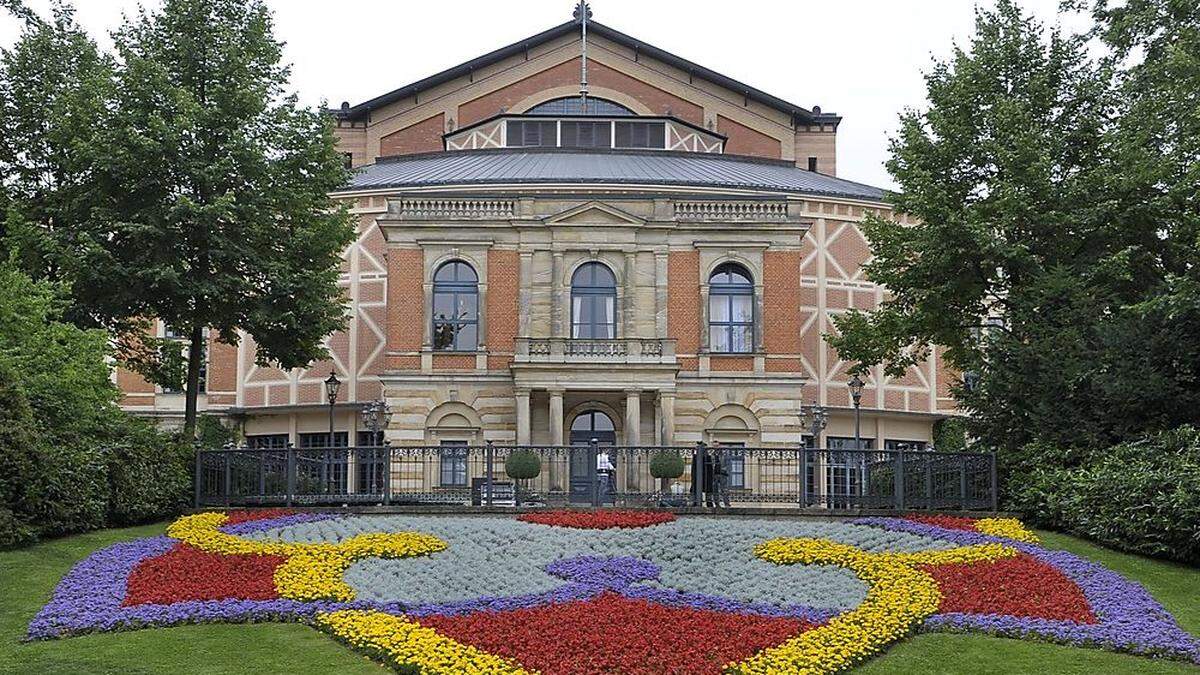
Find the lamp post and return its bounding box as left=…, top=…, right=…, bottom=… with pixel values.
left=324, top=371, right=341, bottom=449
left=848, top=374, right=865, bottom=451
left=360, top=399, right=392, bottom=446
left=806, top=401, right=828, bottom=445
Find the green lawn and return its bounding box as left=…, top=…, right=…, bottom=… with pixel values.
left=1, top=523, right=1196, bottom=674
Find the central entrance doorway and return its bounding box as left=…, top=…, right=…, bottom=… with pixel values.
left=569, top=410, right=615, bottom=503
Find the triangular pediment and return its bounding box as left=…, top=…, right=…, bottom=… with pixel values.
left=543, top=201, right=645, bottom=226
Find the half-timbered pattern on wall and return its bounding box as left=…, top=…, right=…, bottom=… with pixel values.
left=116, top=7, right=955, bottom=460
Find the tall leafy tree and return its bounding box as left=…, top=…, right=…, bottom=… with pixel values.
left=830, top=0, right=1200, bottom=453
left=0, top=1, right=111, bottom=290
left=70, top=0, right=354, bottom=438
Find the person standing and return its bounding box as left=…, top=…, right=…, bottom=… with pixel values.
left=711, top=445, right=731, bottom=509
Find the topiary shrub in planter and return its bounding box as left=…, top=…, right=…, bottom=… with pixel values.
left=504, top=450, right=541, bottom=506
left=650, top=452, right=685, bottom=493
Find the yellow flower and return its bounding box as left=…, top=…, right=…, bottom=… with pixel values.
left=975, top=517, right=1040, bottom=544
left=735, top=537, right=944, bottom=674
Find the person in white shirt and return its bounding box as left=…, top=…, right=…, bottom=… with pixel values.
left=596, top=449, right=616, bottom=498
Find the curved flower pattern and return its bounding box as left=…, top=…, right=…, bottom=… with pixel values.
left=27, top=510, right=1200, bottom=673
left=169, top=512, right=447, bottom=601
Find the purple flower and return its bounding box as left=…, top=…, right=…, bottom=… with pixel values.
left=852, top=517, right=1200, bottom=664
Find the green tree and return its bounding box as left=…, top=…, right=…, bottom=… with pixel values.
left=827, top=0, right=1200, bottom=452
left=63, top=0, right=354, bottom=439
left=0, top=2, right=111, bottom=287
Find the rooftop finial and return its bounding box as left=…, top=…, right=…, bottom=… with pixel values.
left=573, top=0, right=592, bottom=23
left=576, top=0, right=590, bottom=112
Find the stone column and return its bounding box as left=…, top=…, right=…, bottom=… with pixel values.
left=548, top=389, right=565, bottom=491
left=515, top=388, right=531, bottom=446
left=659, top=391, right=676, bottom=446
left=551, top=252, right=565, bottom=338
left=548, top=389, right=564, bottom=445
left=623, top=251, right=637, bottom=338
left=625, top=389, right=641, bottom=446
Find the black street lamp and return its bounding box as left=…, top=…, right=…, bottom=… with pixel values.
left=324, top=370, right=341, bottom=448
left=848, top=373, right=865, bottom=451
left=360, top=399, right=392, bottom=446
left=803, top=401, right=828, bottom=446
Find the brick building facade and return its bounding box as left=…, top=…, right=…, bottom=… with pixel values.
left=117, top=9, right=957, bottom=457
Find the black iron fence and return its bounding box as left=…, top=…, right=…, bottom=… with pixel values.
left=195, top=443, right=997, bottom=511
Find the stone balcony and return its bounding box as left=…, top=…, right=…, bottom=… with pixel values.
left=513, top=337, right=676, bottom=365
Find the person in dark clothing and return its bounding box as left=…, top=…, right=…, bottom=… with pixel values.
left=710, top=445, right=731, bottom=509
left=703, top=447, right=718, bottom=508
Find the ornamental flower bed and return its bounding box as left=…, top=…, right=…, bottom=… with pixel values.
left=28, top=510, right=1200, bottom=674
left=518, top=509, right=676, bottom=529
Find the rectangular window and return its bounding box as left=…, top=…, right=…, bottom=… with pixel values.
left=161, top=325, right=206, bottom=394
left=245, top=433, right=289, bottom=449
left=299, top=432, right=349, bottom=448
left=560, top=121, right=611, bottom=148
left=439, top=440, right=468, bottom=487
left=297, top=432, right=348, bottom=495
left=807, top=156, right=818, bottom=172
left=884, top=439, right=928, bottom=452
left=355, top=432, right=388, bottom=494
left=614, top=121, right=665, bottom=149
left=720, top=442, right=746, bottom=489
left=824, top=436, right=874, bottom=507
left=506, top=120, right=557, bottom=147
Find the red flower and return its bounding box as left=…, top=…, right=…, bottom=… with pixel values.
left=923, top=553, right=1096, bottom=623
left=419, top=592, right=816, bottom=675
left=902, top=513, right=979, bottom=531
left=124, top=543, right=285, bottom=606
left=518, top=510, right=676, bottom=529
left=222, top=508, right=298, bottom=525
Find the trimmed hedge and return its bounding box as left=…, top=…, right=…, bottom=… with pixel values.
left=1008, top=426, right=1200, bottom=564
left=505, top=450, right=542, bottom=480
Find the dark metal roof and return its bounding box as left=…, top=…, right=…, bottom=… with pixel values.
left=340, top=149, right=887, bottom=201
left=331, top=19, right=841, bottom=128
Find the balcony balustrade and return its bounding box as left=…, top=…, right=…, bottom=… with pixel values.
left=514, top=337, right=676, bottom=365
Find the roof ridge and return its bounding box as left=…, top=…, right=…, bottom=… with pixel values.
left=329, top=19, right=838, bottom=126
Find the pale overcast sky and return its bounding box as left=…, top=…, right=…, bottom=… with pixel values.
left=1, top=0, right=1086, bottom=189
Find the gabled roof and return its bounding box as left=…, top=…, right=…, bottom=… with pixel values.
left=330, top=17, right=840, bottom=127
left=338, top=148, right=887, bottom=202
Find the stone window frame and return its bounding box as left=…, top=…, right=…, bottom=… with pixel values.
left=431, top=259, right=480, bottom=352
left=560, top=254, right=627, bottom=339
left=422, top=247, right=489, bottom=353
left=707, top=261, right=756, bottom=354
left=697, top=248, right=766, bottom=354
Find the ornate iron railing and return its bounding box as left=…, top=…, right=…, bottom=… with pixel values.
left=195, top=443, right=998, bottom=512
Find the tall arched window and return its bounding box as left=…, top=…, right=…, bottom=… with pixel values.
left=571, top=262, right=617, bottom=339
left=709, top=263, right=754, bottom=353
left=432, top=261, right=478, bottom=351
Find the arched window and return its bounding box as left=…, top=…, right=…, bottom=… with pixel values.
left=709, top=263, right=754, bottom=353
left=571, top=262, right=617, bottom=339
left=570, top=410, right=616, bottom=444
left=432, top=261, right=478, bottom=351
left=525, top=96, right=634, bottom=116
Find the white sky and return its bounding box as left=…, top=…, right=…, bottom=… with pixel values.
left=1, top=0, right=1087, bottom=189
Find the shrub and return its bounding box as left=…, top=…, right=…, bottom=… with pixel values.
left=0, top=265, right=193, bottom=547
left=504, top=451, right=542, bottom=480
left=649, top=452, right=685, bottom=479
left=105, top=423, right=192, bottom=526
left=1007, top=426, right=1200, bottom=564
